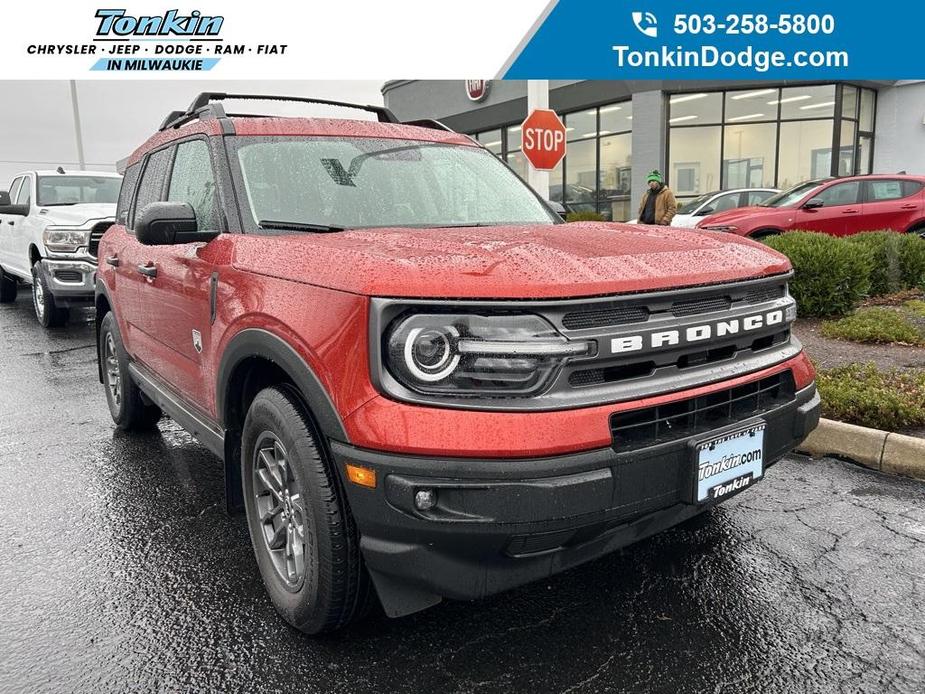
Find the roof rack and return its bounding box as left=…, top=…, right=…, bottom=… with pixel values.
left=402, top=118, right=455, bottom=132
left=158, top=92, right=402, bottom=131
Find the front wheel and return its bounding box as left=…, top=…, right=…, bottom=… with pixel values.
left=98, top=312, right=162, bottom=431
left=31, top=261, right=68, bottom=328
left=908, top=225, right=925, bottom=240
left=242, top=386, right=372, bottom=635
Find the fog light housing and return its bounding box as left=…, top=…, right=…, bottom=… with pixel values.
left=414, top=488, right=437, bottom=511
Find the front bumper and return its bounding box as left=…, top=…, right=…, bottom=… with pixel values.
left=38, top=258, right=96, bottom=304
left=332, top=382, right=820, bottom=617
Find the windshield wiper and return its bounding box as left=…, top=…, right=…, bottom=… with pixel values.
left=258, top=220, right=347, bottom=233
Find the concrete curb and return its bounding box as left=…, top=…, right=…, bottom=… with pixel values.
left=798, top=418, right=925, bottom=481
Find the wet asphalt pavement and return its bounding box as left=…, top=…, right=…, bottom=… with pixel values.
left=1, top=293, right=925, bottom=694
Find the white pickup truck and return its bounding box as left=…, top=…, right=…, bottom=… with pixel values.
left=0, top=169, right=121, bottom=327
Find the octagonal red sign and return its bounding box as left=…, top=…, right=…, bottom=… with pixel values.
left=521, top=109, right=566, bottom=171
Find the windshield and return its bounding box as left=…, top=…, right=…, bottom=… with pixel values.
left=677, top=193, right=714, bottom=215
left=759, top=181, right=824, bottom=208
left=37, top=175, right=121, bottom=206
left=231, top=137, right=558, bottom=230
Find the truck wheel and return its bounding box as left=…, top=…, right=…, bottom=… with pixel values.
left=242, top=386, right=372, bottom=634
left=31, top=261, right=68, bottom=328
left=0, top=268, right=16, bottom=303
left=99, top=312, right=162, bottom=430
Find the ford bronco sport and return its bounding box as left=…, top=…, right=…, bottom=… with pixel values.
left=0, top=169, right=120, bottom=327
left=95, top=93, right=820, bottom=634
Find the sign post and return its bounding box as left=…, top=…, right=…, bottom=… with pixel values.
left=524, top=80, right=552, bottom=200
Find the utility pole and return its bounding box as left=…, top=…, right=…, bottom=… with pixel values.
left=69, top=80, right=86, bottom=169
left=526, top=79, right=550, bottom=200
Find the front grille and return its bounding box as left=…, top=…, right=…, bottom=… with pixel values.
left=671, top=295, right=731, bottom=316
left=745, top=285, right=784, bottom=304
left=88, top=222, right=113, bottom=258
left=609, top=370, right=795, bottom=451
left=562, top=305, right=649, bottom=330
left=54, top=270, right=83, bottom=283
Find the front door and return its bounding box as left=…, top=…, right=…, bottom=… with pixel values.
left=0, top=177, right=24, bottom=271
left=119, top=138, right=221, bottom=414
left=793, top=180, right=862, bottom=236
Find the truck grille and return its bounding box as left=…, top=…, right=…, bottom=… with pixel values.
left=610, top=370, right=795, bottom=451
left=88, top=222, right=113, bottom=258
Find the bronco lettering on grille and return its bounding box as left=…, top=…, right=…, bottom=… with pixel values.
left=610, top=309, right=785, bottom=354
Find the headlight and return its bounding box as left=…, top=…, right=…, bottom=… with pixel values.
left=43, top=227, right=90, bottom=253
left=384, top=313, right=593, bottom=397
left=700, top=224, right=739, bottom=232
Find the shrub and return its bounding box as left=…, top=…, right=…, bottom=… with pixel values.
left=566, top=211, right=606, bottom=223
left=905, top=299, right=925, bottom=317
left=765, top=232, right=871, bottom=317
left=817, top=362, right=925, bottom=430
left=820, top=307, right=925, bottom=345
left=846, top=231, right=904, bottom=296
left=898, top=234, right=925, bottom=290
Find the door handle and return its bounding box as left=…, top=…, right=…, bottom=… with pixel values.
left=105, top=255, right=120, bottom=267
left=900, top=204, right=917, bottom=210
left=5, top=221, right=12, bottom=225
left=842, top=209, right=860, bottom=214
left=137, top=264, right=157, bottom=278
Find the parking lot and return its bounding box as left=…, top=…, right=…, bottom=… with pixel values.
left=1, top=293, right=924, bottom=694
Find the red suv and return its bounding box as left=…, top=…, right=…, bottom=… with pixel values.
left=96, top=93, right=819, bottom=634
left=697, top=174, right=925, bottom=240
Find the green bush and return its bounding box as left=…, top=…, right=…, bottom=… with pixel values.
left=566, top=211, right=606, bottom=223
left=817, top=362, right=925, bottom=430
left=765, top=232, right=871, bottom=317
left=820, top=307, right=925, bottom=345
left=846, top=231, right=904, bottom=296
left=905, top=299, right=925, bottom=317
left=898, top=234, right=925, bottom=290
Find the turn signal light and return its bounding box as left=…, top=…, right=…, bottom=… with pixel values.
left=346, top=464, right=377, bottom=488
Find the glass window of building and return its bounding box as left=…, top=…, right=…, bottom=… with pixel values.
left=723, top=122, right=777, bottom=189
left=724, top=88, right=779, bottom=122
left=600, top=101, right=633, bottom=134
left=838, top=121, right=857, bottom=176
left=859, top=89, right=876, bottom=131
left=668, top=126, right=721, bottom=200
left=599, top=132, right=632, bottom=221
left=669, top=92, right=722, bottom=124
left=564, top=138, right=597, bottom=212
left=565, top=109, right=597, bottom=141
left=779, top=84, right=835, bottom=120
left=777, top=120, right=834, bottom=188
left=477, top=129, right=502, bottom=155
left=842, top=85, right=858, bottom=120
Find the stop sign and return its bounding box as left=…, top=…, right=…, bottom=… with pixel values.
left=521, top=109, right=566, bottom=171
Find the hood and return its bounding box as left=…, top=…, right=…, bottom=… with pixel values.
left=231, top=222, right=791, bottom=299
left=697, top=205, right=775, bottom=227
left=38, top=203, right=116, bottom=227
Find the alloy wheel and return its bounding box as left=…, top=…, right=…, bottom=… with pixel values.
left=253, top=435, right=307, bottom=589
left=103, top=332, right=122, bottom=408
left=32, top=278, right=45, bottom=320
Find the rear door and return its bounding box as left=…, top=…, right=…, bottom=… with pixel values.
left=793, top=180, right=862, bottom=236
left=0, top=177, right=23, bottom=271
left=861, top=179, right=924, bottom=233
left=119, top=137, right=220, bottom=413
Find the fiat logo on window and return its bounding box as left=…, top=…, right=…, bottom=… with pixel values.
left=465, top=80, right=490, bottom=102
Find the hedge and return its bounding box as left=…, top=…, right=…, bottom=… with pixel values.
left=566, top=211, right=606, bottom=223
left=765, top=232, right=871, bottom=317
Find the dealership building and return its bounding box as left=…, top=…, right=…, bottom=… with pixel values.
left=382, top=80, right=925, bottom=222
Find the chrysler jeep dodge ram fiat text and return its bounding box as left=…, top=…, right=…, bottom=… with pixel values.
left=96, top=93, right=820, bottom=634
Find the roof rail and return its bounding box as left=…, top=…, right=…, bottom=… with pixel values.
left=401, top=118, right=455, bottom=133
left=158, top=92, right=400, bottom=131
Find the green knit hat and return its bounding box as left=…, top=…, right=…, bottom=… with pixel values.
left=646, top=170, right=663, bottom=184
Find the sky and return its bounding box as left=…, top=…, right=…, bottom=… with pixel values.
left=0, top=80, right=384, bottom=187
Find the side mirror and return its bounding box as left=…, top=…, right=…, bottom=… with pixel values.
left=0, top=203, right=29, bottom=216
left=0, top=191, right=10, bottom=206
left=546, top=200, right=567, bottom=219
left=135, top=202, right=218, bottom=245
left=802, top=198, right=824, bottom=210
left=696, top=206, right=714, bottom=216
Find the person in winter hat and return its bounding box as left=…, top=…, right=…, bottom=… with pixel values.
left=637, top=170, right=678, bottom=226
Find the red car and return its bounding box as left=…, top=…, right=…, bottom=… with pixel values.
left=95, top=93, right=819, bottom=634
left=697, top=174, right=925, bottom=240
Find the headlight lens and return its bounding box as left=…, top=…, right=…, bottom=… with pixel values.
left=384, top=313, right=592, bottom=397
left=43, top=227, right=89, bottom=253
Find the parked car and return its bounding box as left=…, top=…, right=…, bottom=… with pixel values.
left=96, top=92, right=819, bottom=634
left=628, top=188, right=779, bottom=227
left=697, top=175, right=925, bottom=240
left=0, top=169, right=121, bottom=326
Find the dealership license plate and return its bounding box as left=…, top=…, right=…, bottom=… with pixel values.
left=694, top=424, right=765, bottom=503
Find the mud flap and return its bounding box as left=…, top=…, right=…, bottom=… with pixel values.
left=367, top=568, right=443, bottom=618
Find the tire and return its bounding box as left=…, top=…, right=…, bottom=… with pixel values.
left=98, top=312, right=162, bottom=431
left=242, top=386, right=372, bottom=635
left=31, top=260, right=68, bottom=328
left=0, top=268, right=16, bottom=303
left=908, top=225, right=925, bottom=240
left=750, top=229, right=780, bottom=242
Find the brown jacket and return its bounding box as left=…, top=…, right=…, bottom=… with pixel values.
left=637, top=186, right=678, bottom=225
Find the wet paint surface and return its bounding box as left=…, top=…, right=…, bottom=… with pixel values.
left=1, top=294, right=924, bottom=693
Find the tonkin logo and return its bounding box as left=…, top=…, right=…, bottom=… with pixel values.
left=94, top=9, right=224, bottom=36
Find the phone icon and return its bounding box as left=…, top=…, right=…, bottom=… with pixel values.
left=631, top=11, right=658, bottom=38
